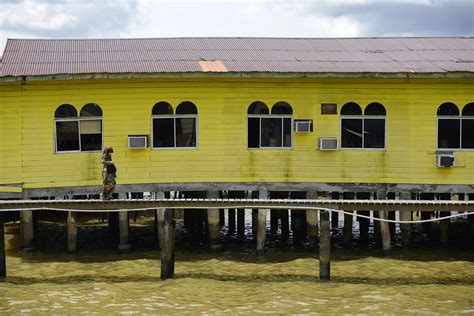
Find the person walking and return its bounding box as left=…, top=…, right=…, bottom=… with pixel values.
left=101, top=146, right=117, bottom=200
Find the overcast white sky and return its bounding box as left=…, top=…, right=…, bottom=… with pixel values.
left=1, top=0, right=473, bottom=53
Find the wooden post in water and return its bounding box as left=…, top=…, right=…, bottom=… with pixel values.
left=319, top=209, right=330, bottom=280
left=67, top=211, right=77, bottom=252
left=156, top=191, right=165, bottom=246
left=399, top=192, right=412, bottom=248
left=377, top=190, right=391, bottom=256
left=0, top=213, right=6, bottom=279
left=159, top=208, right=175, bottom=279
left=20, top=210, right=34, bottom=251
left=306, top=191, right=319, bottom=250
left=118, top=211, right=131, bottom=253
left=343, top=192, right=354, bottom=248
left=228, top=209, right=236, bottom=234
left=237, top=210, right=245, bottom=239
left=207, top=191, right=221, bottom=251
left=257, top=188, right=269, bottom=255
left=439, top=193, right=451, bottom=247
left=331, top=192, right=339, bottom=229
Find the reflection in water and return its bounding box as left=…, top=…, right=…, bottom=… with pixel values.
left=1, top=218, right=474, bottom=314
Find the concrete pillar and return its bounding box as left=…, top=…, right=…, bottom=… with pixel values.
left=399, top=192, right=412, bottom=248
left=356, top=192, right=370, bottom=246
left=281, top=210, right=290, bottom=241
left=228, top=209, right=236, bottom=234
left=20, top=210, right=34, bottom=251
left=439, top=193, right=451, bottom=247
left=159, top=209, right=175, bottom=280
left=270, top=210, right=278, bottom=235
left=319, top=210, right=331, bottom=280
left=377, top=190, right=391, bottom=256
left=0, top=214, right=5, bottom=279
left=67, top=211, right=77, bottom=252
left=118, top=211, right=131, bottom=253
left=343, top=192, right=354, bottom=248
left=330, top=192, right=339, bottom=228
left=257, top=188, right=269, bottom=255
left=207, top=191, right=221, bottom=251
left=306, top=191, right=319, bottom=250
left=237, top=210, right=245, bottom=239
left=290, top=192, right=307, bottom=247
left=156, top=191, right=165, bottom=247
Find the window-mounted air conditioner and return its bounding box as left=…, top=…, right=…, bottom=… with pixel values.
left=437, top=154, right=455, bottom=167
left=128, top=135, right=148, bottom=149
left=294, top=120, right=313, bottom=133
left=319, top=137, right=338, bottom=150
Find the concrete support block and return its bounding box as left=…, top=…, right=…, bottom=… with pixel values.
left=306, top=191, right=318, bottom=250
left=399, top=192, right=412, bottom=248
left=257, top=188, right=269, bottom=255
left=207, top=191, right=221, bottom=251
left=159, top=209, right=175, bottom=280
left=67, top=211, right=77, bottom=252
left=20, top=210, right=34, bottom=251
left=319, top=210, right=331, bottom=280
left=118, top=211, right=131, bottom=253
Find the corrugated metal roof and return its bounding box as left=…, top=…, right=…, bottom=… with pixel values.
left=0, top=37, right=473, bottom=77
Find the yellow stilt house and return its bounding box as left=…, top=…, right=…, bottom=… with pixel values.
left=0, top=37, right=473, bottom=198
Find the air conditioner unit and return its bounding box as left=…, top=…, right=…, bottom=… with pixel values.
left=319, top=137, right=338, bottom=150
left=294, top=120, right=313, bottom=133
left=437, top=154, right=455, bottom=167
left=128, top=135, right=148, bottom=149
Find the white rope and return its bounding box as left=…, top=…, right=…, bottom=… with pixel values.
left=1, top=205, right=473, bottom=224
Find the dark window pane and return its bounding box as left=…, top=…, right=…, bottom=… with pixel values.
left=152, top=102, right=173, bottom=115
left=80, top=103, right=102, bottom=117
left=56, top=121, right=79, bottom=151
left=261, top=118, right=282, bottom=147
left=153, top=118, right=175, bottom=147
left=176, top=102, right=197, bottom=114
left=176, top=117, right=196, bottom=147
left=437, top=103, right=459, bottom=116
left=55, top=104, right=77, bottom=118
left=438, top=119, right=460, bottom=148
left=341, top=102, right=362, bottom=115
left=364, top=119, right=385, bottom=148
left=80, top=119, right=102, bottom=151
left=462, top=119, right=474, bottom=149
left=248, top=102, right=269, bottom=114
left=341, top=119, right=362, bottom=148
left=283, top=118, right=292, bottom=147
left=364, top=103, right=386, bottom=116
left=272, top=102, right=293, bottom=114
left=462, top=103, right=474, bottom=116
left=248, top=117, right=260, bottom=148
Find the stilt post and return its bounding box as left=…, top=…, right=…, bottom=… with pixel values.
left=257, top=187, right=269, bottom=255
left=399, top=192, right=412, bottom=248
left=20, top=210, right=34, bottom=251
left=118, top=211, right=131, bottom=253
left=319, top=209, right=331, bottom=280
left=377, top=190, right=392, bottom=256
left=306, top=191, right=319, bottom=250
left=67, top=211, right=77, bottom=252
left=343, top=192, right=354, bottom=248
left=207, top=191, right=221, bottom=251
left=160, top=208, right=175, bottom=279
left=0, top=213, right=6, bottom=279
left=156, top=191, right=165, bottom=247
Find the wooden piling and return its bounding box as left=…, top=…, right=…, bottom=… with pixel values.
left=257, top=188, right=269, bottom=255
left=228, top=209, right=236, bottom=234
left=399, top=192, right=412, bottom=248
left=319, top=210, right=330, bottom=280
left=0, top=213, right=5, bottom=279
left=306, top=191, right=319, bottom=250
left=356, top=192, right=370, bottom=246
left=237, top=209, right=245, bottom=238
left=118, top=211, right=131, bottom=253
left=156, top=191, right=165, bottom=246
left=281, top=210, right=290, bottom=241
left=343, top=192, right=354, bottom=248
left=330, top=192, right=339, bottom=228
left=20, top=210, right=34, bottom=251
left=207, top=191, right=221, bottom=251
left=377, top=190, right=391, bottom=256
left=159, top=208, right=175, bottom=279
left=67, top=211, right=77, bottom=252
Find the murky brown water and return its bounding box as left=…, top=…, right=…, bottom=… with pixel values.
left=1, top=219, right=474, bottom=314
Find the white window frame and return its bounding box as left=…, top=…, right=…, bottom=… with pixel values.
left=151, top=114, right=198, bottom=150
left=247, top=114, right=293, bottom=150
left=54, top=117, right=103, bottom=154
left=340, top=114, right=386, bottom=150
left=437, top=115, right=474, bottom=151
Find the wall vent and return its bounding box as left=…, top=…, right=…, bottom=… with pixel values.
left=437, top=154, right=455, bottom=167
left=295, top=120, right=313, bottom=133
left=319, top=138, right=338, bottom=150
left=128, top=135, right=148, bottom=149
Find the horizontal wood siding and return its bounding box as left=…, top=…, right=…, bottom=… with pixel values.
left=0, top=77, right=473, bottom=189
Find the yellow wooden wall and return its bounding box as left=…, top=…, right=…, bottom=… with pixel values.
left=0, top=77, right=473, bottom=190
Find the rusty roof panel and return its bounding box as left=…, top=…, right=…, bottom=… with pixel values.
left=1, top=37, right=473, bottom=77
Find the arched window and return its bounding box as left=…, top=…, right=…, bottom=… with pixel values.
left=437, top=103, right=460, bottom=149
left=248, top=101, right=292, bottom=148
left=341, top=102, right=386, bottom=149
left=462, top=103, right=474, bottom=149
left=54, top=103, right=103, bottom=152
left=152, top=101, right=198, bottom=148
